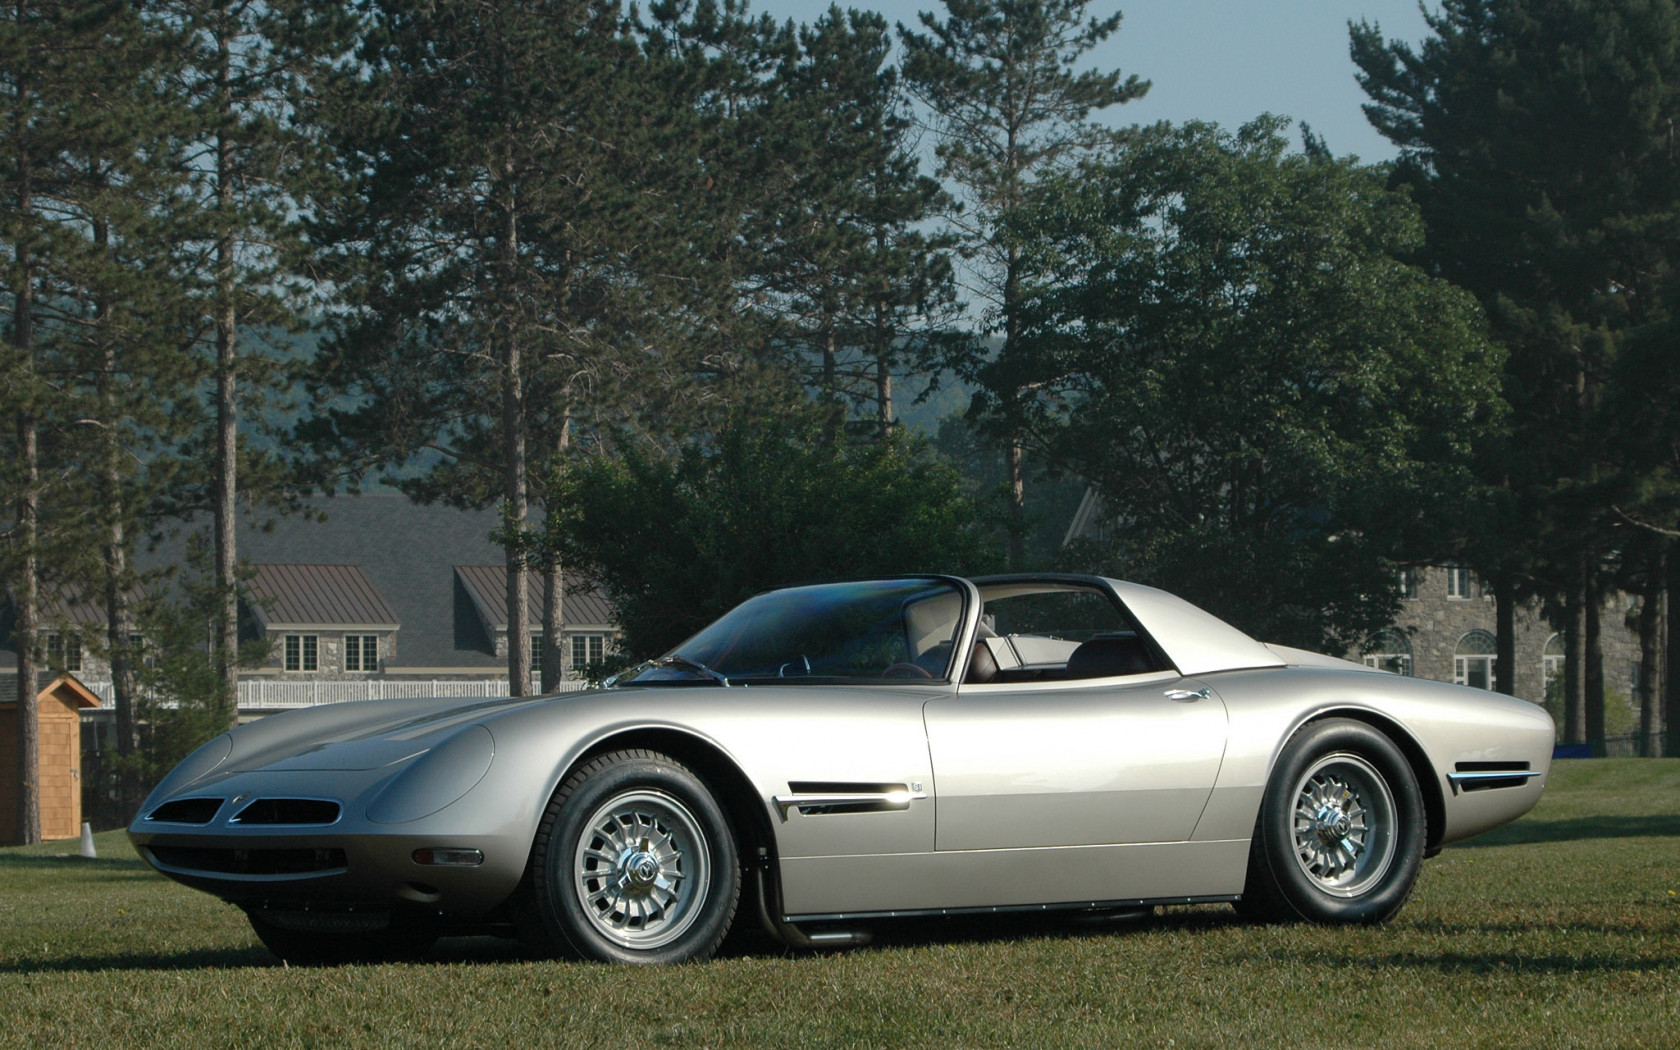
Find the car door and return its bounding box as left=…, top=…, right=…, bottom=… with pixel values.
left=922, top=673, right=1229, bottom=851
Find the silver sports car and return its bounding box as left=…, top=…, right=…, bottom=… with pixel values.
left=128, top=574, right=1553, bottom=964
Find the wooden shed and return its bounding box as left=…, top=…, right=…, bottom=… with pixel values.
left=1, top=675, right=101, bottom=844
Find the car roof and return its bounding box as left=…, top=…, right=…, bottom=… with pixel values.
left=972, top=573, right=1286, bottom=677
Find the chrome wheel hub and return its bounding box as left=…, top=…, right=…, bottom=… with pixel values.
left=573, top=790, right=711, bottom=949
left=1289, top=753, right=1396, bottom=898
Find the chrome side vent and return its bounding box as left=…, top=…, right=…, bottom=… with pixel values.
left=1448, top=762, right=1541, bottom=793
left=146, top=798, right=224, bottom=825
left=773, top=781, right=928, bottom=817
left=230, top=798, right=342, bottom=826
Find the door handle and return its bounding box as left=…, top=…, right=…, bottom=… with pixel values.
left=1165, top=687, right=1210, bottom=702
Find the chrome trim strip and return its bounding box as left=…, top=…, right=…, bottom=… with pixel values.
left=1446, top=770, right=1542, bottom=785
left=772, top=789, right=929, bottom=817
left=785, top=893, right=1241, bottom=924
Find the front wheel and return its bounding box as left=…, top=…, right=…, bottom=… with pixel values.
left=530, top=749, right=740, bottom=964
left=1239, top=718, right=1424, bottom=924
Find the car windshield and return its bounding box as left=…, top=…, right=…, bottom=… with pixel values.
left=620, top=578, right=966, bottom=685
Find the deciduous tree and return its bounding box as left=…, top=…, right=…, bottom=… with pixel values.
left=1015, top=119, right=1504, bottom=652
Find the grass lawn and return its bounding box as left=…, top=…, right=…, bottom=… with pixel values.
left=2, top=759, right=1676, bottom=1049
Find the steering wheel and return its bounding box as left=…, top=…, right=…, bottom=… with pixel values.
left=882, top=662, right=933, bottom=679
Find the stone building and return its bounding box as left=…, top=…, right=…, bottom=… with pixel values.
left=1358, top=565, right=1641, bottom=739
left=1065, top=489, right=1642, bottom=738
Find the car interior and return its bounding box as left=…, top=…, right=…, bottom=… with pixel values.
left=966, top=582, right=1165, bottom=684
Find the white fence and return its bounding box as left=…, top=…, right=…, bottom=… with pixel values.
left=78, top=677, right=592, bottom=711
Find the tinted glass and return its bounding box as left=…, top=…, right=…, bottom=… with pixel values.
left=625, top=579, right=965, bottom=684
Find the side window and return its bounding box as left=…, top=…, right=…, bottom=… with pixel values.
left=976, top=587, right=1156, bottom=680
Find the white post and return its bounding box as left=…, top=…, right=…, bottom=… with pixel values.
left=79, top=822, right=97, bottom=859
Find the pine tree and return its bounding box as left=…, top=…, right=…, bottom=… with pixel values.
left=304, top=0, right=721, bottom=694
left=753, top=6, right=957, bottom=435
left=150, top=0, right=330, bottom=727
left=900, top=0, right=1146, bottom=566
left=1354, top=0, right=1680, bottom=743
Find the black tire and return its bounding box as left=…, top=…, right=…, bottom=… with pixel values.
left=530, top=749, right=740, bottom=964
left=247, top=912, right=436, bottom=965
left=1238, top=718, right=1424, bottom=925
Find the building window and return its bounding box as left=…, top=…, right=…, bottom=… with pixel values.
left=1446, top=566, right=1473, bottom=600
left=42, top=632, right=82, bottom=672
left=571, top=633, right=606, bottom=670
left=284, top=634, right=318, bottom=672
left=345, top=634, right=378, bottom=672
left=1361, top=628, right=1413, bottom=677
left=1397, top=568, right=1418, bottom=600
left=1453, top=629, right=1497, bottom=690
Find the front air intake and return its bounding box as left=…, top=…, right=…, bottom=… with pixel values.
left=146, top=845, right=348, bottom=876
left=146, top=798, right=224, bottom=825
left=229, top=798, right=342, bottom=826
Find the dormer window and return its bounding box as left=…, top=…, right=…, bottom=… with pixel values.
left=284, top=634, right=319, bottom=672
left=345, top=634, right=379, bottom=671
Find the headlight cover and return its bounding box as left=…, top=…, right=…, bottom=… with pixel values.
left=141, top=733, right=233, bottom=810
left=366, top=725, right=495, bottom=824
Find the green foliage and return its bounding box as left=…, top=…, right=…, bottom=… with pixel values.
left=87, top=537, right=271, bottom=823
left=752, top=6, right=959, bottom=430
left=900, top=0, right=1148, bottom=566
left=546, top=413, right=998, bottom=660
left=1014, top=119, right=1505, bottom=651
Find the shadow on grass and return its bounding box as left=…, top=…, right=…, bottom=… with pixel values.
left=0, top=855, right=155, bottom=879
left=1279, top=947, right=1680, bottom=976
left=1453, top=814, right=1680, bottom=848
left=0, top=946, right=274, bottom=974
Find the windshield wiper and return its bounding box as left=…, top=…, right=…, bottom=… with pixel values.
left=603, top=653, right=732, bottom=687
left=661, top=653, right=732, bottom=686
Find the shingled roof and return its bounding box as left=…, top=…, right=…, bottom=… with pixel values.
left=454, top=566, right=616, bottom=636
left=161, top=494, right=610, bottom=672
left=245, top=564, right=400, bottom=630
left=3, top=495, right=620, bottom=675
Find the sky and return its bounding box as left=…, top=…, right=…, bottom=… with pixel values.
left=752, top=0, right=1438, bottom=162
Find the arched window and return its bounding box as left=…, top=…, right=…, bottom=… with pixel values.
left=1454, top=629, right=1498, bottom=691
left=1361, top=628, right=1413, bottom=677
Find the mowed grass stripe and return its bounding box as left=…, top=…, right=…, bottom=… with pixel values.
left=2, top=759, right=1676, bottom=1049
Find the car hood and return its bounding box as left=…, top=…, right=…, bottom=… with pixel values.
left=143, top=691, right=588, bottom=805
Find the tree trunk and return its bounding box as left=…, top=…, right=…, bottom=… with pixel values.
left=14, top=408, right=41, bottom=846
left=540, top=411, right=571, bottom=693
left=542, top=567, right=564, bottom=691
left=873, top=281, right=894, bottom=440
left=1637, top=551, right=1665, bottom=757
left=1666, top=558, right=1680, bottom=757
left=1005, top=431, right=1026, bottom=569
left=213, top=28, right=240, bottom=730
left=95, top=208, right=138, bottom=815
left=10, top=88, right=41, bottom=843
left=499, top=178, right=531, bottom=697
left=1564, top=561, right=1586, bottom=745
left=1586, top=567, right=1605, bottom=755
left=1494, top=570, right=1516, bottom=696
left=876, top=353, right=893, bottom=440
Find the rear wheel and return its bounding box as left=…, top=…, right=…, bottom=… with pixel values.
left=1239, top=718, right=1424, bottom=924
left=530, top=749, right=740, bottom=964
